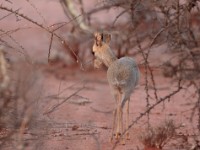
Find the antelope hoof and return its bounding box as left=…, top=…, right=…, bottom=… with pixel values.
left=126, top=133, right=130, bottom=140
left=109, top=136, right=113, bottom=143
left=120, top=139, right=125, bottom=145
left=115, top=132, right=121, bottom=140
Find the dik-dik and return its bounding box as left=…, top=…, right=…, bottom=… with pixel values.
left=92, top=32, right=140, bottom=144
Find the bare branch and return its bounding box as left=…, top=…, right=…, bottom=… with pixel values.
left=43, top=86, right=85, bottom=115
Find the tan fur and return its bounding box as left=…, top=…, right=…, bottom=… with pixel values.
left=92, top=32, right=140, bottom=144
left=0, top=46, right=10, bottom=92
left=93, top=33, right=117, bottom=68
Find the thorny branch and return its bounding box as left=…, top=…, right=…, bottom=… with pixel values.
left=1, top=0, right=200, bottom=149
left=0, top=5, right=84, bottom=68
left=24, top=0, right=47, bottom=24
left=135, top=26, right=167, bottom=128
left=112, top=79, right=183, bottom=149
left=0, top=28, right=32, bottom=63
left=43, top=86, right=85, bottom=115
left=136, top=37, right=151, bottom=127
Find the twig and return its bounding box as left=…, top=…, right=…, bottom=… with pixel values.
left=0, top=27, right=31, bottom=37
left=136, top=36, right=151, bottom=127
left=0, top=29, right=32, bottom=64
left=86, top=1, right=126, bottom=16
left=112, top=79, right=182, bottom=149
left=25, top=0, right=47, bottom=24
left=0, top=5, right=83, bottom=68
left=112, top=9, right=127, bottom=27
left=0, top=8, right=21, bottom=21
left=46, top=79, right=85, bottom=98
left=48, top=33, right=53, bottom=63
left=43, top=86, right=85, bottom=115
left=149, top=27, right=166, bottom=48
left=90, top=106, right=113, bottom=114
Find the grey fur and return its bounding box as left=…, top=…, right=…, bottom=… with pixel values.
left=92, top=32, right=140, bottom=143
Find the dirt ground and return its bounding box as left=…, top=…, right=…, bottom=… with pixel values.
left=0, top=57, right=199, bottom=150
left=1, top=0, right=199, bottom=150
left=2, top=62, right=197, bottom=150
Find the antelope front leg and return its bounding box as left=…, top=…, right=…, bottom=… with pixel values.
left=126, top=99, right=130, bottom=140
left=115, top=105, right=125, bottom=144
left=119, top=107, right=125, bottom=145
left=110, top=108, right=117, bottom=142
left=115, top=105, right=121, bottom=140
left=115, top=93, right=121, bottom=140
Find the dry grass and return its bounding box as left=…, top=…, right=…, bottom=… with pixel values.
left=139, top=120, right=176, bottom=149
left=0, top=55, right=43, bottom=149
left=1, top=0, right=200, bottom=149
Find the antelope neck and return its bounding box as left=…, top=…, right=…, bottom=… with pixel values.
left=101, top=47, right=117, bottom=68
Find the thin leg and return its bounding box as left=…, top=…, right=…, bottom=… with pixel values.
left=117, top=93, right=126, bottom=145
left=119, top=107, right=122, bottom=133
left=119, top=106, right=125, bottom=145
left=110, top=109, right=117, bottom=142
left=126, top=98, right=130, bottom=140
left=115, top=105, right=120, bottom=139
left=111, top=92, right=120, bottom=140
left=115, top=92, right=121, bottom=140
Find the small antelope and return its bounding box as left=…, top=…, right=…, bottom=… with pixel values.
left=0, top=46, right=10, bottom=92
left=92, top=32, right=140, bottom=144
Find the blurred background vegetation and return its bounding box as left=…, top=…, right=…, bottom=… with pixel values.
left=0, top=0, right=200, bottom=149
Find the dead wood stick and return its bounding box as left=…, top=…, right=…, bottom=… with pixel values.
left=43, top=87, right=85, bottom=115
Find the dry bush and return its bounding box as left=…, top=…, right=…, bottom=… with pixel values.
left=139, top=120, right=176, bottom=150
left=0, top=56, right=43, bottom=149
left=60, top=0, right=200, bottom=78
left=1, top=0, right=200, bottom=149
left=61, top=1, right=200, bottom=149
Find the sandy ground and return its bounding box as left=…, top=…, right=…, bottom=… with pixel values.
left=1, top=0, right=199, bottom=150
left=1, top=63, right=195, bottom=150
left=0, top=60, right=199, bottom=150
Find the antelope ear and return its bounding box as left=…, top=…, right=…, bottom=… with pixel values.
left=94, top=32, right=98, bottom=38
left=105, top=34, right=111, bottom=44
left=94, top=32, right=103, bottom=39
left=94, top=32, right=103, bottom=46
